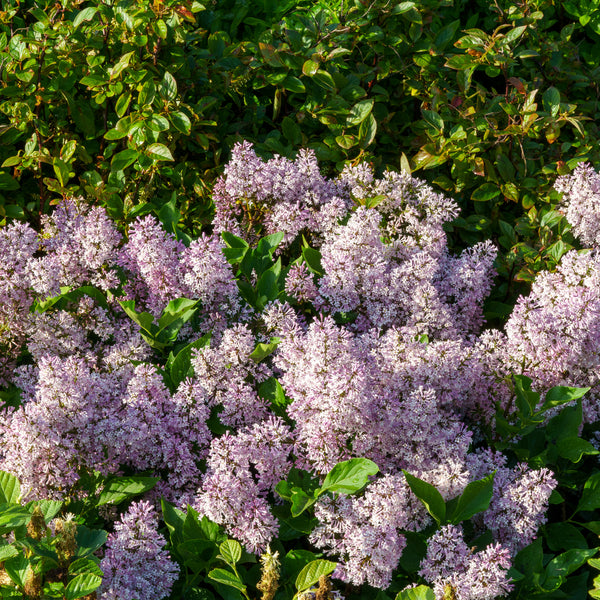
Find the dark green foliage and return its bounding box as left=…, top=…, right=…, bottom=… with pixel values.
left=2, top=0, right=598, bottom=306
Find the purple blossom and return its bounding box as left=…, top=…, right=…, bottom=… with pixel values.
left=28, top=198, right=121, bottom=296
left=190, top=324, right=272, bottom=428
left=0, top=356, right=122, bottom=499
left=0, top=221, right=38, bottom=383
left=420, top=525, right=513, bottom=600
left=555, top=162, right=600, bottom=247
left=212, top=142, right=349, bottom=247
left=118, top=215, right=188, bottom=316
left=193, top=417, right=293, bottom=553
left=99, top=500, right=179, bottom=600
left=118, top=364, right=203, bottom=498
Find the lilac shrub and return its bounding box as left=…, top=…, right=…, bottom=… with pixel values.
left=0, top=147, right=577, bottom=600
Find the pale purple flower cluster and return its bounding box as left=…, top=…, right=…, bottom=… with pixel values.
left=193, top=416, right=293, bottom=553
left=99, top=500, right=179, bottom=600
left=502, top=249, right=600, bottom=421
left=212, top=141, right=349, bottom=246
left=555, top=162, right=600, bottom=247
left=315, top=186, right=495, bottom=334
left=419, top=524, right=513, bottom=600
left=189, top=323, right=272, bottom=428
left=118, top=215, right=188, bottom=315
left=28, top=198, right=121, bottom=296
left=119, top=364, right=205, bottom=499
left=0, top=221, right=38, bottom=382
left=0, top=355, right=122, bottom=499
left=311, top=478, right=409, bottom=589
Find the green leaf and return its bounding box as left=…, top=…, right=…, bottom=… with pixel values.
left=282, top=76, right=305, bottom=93
left=313, top=70, right=336, bottom=92
left=556, top=437, right=599, bottom=462
left=208, top=568, right=246, bottom=592
left=139, top=79, right=156, bottom=106
left=0, top=472, right=20, bottom=504
left=503, top=25, right=527, bottom=44
left=4, top=554, right=31, bottom=587
left=301, top=246, right=324, bottom=276
left=158, top=298, right=199, bottom=331
left=222, top=231, right=249, bottom=249
left=403, top=471, right=446, bottom=525
left=169, top=334, right=211, bottom=388
left=30, top=500, right=62, bottom=523
left=302, top=60, right=319, bottom=76
left=447, top=473, right=494, bottom=524
left=258, top=377, right=290, bottom=416
left=320, top=458, right=379, bottom=496
left=118, top=300, right=155, bottom=332
left=217, top=539, right=242, bottom=567
left=159, top=71, right=178, bottom=101
left=74, top=526, right=107, bottom=558
left=545, top=547, right=598, bottom=583
left=170, top=111, right=192, bottom=135
left=359, top=113, right=377, bottom=149
left=0, top=544, right=18, bottom=562
left=540, top=386, right=589, bottom=411
left=73, top=7, right=98, bottom=28
left=577, top=472, right=600, bottom=513
left=68, top=557, right=104, bottom=578
left=471, top=183, right=500, bottom=202
left=249, top=340, right=280, bottom=363
left=295, top=560, right=337, bottom=593
left=147, top=143, right=174, bottom=161
left=65, top=574, right=103, bottom=600
left=347, top=99, right=374, bottom=126
left=395, top=586, right=436, bottom=600
left=543, top=87, right=561, bottom=117
left=282, top=116, right=302, bottom=146
left=111, top=149, right=139, bottom=171
left=155, top=18, right=168, bottom=40
left=545, top=523, right=588, bottom=552
left=148, top=115, right=170, bottom=132
left=422, top=109, right=444, bottom=131
left=97, top=476, right=158, bottom=506
left=161, top=500, right=186, bottom=546
left=109, top=51, right=135, bottom=79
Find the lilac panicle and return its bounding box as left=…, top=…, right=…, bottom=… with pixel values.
left=0, top=356, right=122, bottom=500
left=193, top=417, right=293, bottom=553
left=555, top=162, right=600, bottom=247
left=190, top=324, right=272, bottom=428
left=502, top=249, right=600, bottom=422
left=28, top=198, right=121, bottom=297
left=118, top=214, right=188, bottom=315
left=99, top=500, right=179, bottom=600
left=0, top=221, right=38, bottom=384
left=420, top=525, right=513, bottom=600
left=212, top=141, right=349, bottom=247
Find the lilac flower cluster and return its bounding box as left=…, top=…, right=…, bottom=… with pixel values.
left=555, top=162, right=600, bottom=247
left=99, top=500, right=179, bottom=600
left=315, top=166, right=497, bottom=334
left=212, top=141, right=349, bottom=247
left=501, top=249, right=600, bottom=421
left=193, top=417, right=293, bottom=553
left=418, top=524, right=513, bottom=600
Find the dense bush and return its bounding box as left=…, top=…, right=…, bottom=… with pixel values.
left=2, top=0, right=600, bottom=302
left=1, top=147, right=600, bottom=599
left=3, top=0, right=600, bottom=598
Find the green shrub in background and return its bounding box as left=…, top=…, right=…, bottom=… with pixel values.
left=1, top=0, right=600, bottom=311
